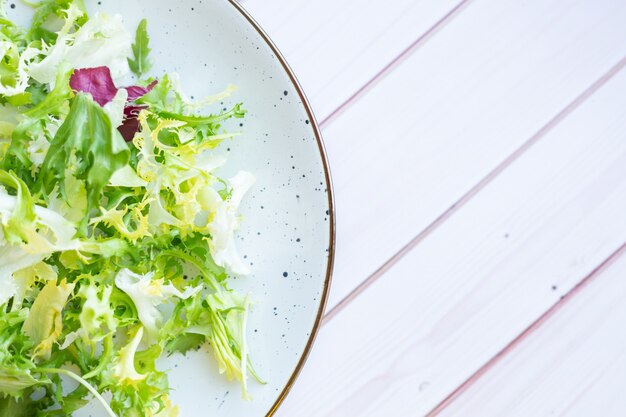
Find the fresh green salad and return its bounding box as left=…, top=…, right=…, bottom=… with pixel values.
left=0, top=1, right=261, bottom=416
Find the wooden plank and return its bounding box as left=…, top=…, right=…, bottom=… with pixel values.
left=275, top=59, right=626, bottom=416
left=240, top=0, right=464, bottom=120
left=438, top=250, right=626, bottom=417
left=322, top=0, right=626, bottom=309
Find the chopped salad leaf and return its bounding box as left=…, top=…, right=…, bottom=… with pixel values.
left=70, top=66, right=120, bottom=106
left=38, top=92, right=131, bottom=232
left=0, top=1, right=261, bottom=415
left=128, top=18, right=152, bottom=78
left=69, top=65, right=158, bottom=140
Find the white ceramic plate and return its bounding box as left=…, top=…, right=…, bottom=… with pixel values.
left=8, top=1, right=334, bottom=415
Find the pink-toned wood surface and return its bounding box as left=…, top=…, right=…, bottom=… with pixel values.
left=437, top=245, right=626, bottom=417
left=240, top=0, right=626, bottom=415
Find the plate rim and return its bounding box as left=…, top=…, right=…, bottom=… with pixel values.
left=224, top=1, right=336, bottom=416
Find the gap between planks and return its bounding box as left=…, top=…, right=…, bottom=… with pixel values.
left=427, top=241, right=626, bottom=416
left=323, top=52, right=626, bottom=324
left=318, top=0, right=474, bottom=128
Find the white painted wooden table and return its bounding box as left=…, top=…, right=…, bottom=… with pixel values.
left=239, top=1, right=626, bottom=415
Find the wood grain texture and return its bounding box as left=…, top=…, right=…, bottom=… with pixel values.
left=240, top=0, right=464, bottom=120
left=324, top=0, right=626, bottom=310
left=438, top=250, right=626, bottom=417
left=275, top=59, right=626, bottom=416
left=240, top=1, right=626, bottom=415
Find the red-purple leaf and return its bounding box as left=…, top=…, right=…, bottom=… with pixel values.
left=69, top=66, right=159, bottom=141
left=125, top=80, right=158, bottom=101
left=69, top=66, right=118, bottom=106
left=119, top=105, right=146, bottom=141
left=123, top=105, right=144, bottom=119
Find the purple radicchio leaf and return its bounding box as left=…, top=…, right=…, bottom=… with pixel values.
left=118, top=105, right=146, bottom=142
left=125, top=80, right=158, bottom=101
left=70, top=66, right=158, bottom=141
left=69, top=66, right=118, bottom=106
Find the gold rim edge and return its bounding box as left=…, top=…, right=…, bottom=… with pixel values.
left=225, top=1, right=336, bottom=416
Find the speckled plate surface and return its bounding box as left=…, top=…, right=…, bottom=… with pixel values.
left=8, top=0, right=334, bottom=415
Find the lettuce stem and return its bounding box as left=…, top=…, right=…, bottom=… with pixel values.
left=36, top=367, right=117, bottom=417
left=83, top=334, right=114, bottom=379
